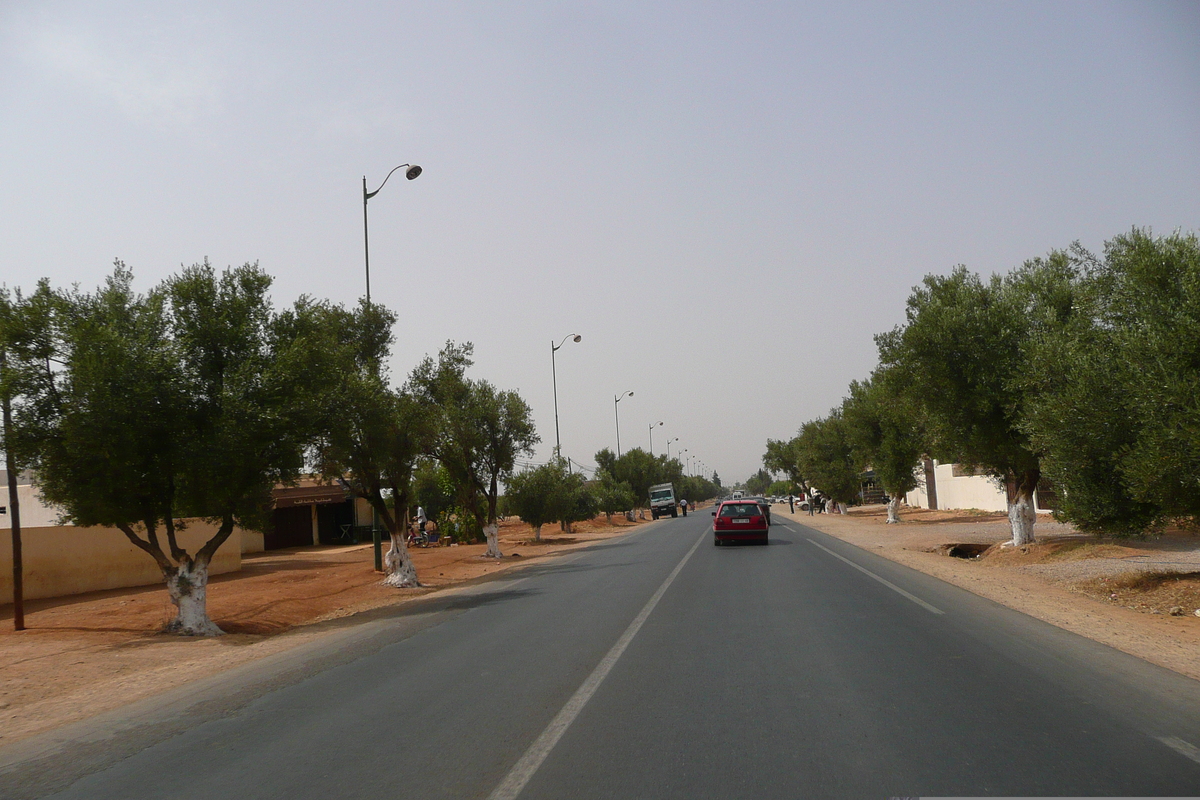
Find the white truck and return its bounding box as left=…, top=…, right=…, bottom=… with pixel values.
left=649, top=483, right=677, bottom=519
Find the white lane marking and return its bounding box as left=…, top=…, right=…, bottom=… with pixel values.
left=1159, top=736, right=1200, bottom=766
left=807, top=538, right=945, bottom=615
left=487, top=530, right=708, bottom=800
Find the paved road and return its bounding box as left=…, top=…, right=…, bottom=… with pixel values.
left=4, top=511, right=1200, bottom=798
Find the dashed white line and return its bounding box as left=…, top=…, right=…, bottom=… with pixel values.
left=1159, top=735, right=1200, bottom=766
left=807, top=538, right=945, bottom=615
left=487, top=529, right=708, bottom=800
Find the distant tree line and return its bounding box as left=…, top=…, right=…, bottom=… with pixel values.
left=763, top=228, right=1200, bottom=545
left=503, top=447, right=722, bottom=539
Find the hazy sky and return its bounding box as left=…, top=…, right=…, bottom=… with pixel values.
left=2, top=1, right=1198, bottom=483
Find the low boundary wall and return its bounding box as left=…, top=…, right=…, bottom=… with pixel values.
left=1, top=521, right=241, bottom=605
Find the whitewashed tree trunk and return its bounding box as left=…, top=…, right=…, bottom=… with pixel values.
left=1007, top=490, right=1037, bottom=545
left=164, top=561, right=223, bottom=636
left=886, top=496, right=902, bottom=524
left=383, top=532, right=419, bottom=587
left=533, top=523, right=542, bottom=542
left=483, top=523, right=503, bottom=558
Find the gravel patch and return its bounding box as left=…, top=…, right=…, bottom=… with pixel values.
left=1021, top=550, right=1200, bottom=583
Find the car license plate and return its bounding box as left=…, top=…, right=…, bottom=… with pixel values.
left=733, top=519, right=749, bottom=524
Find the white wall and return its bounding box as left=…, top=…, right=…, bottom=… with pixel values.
left=0, top=482, right=66, bottom=529
left=905, top=461, right=1054, bottom=514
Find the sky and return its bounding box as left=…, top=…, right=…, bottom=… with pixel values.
left=2, top=1, right=1198, bottom=485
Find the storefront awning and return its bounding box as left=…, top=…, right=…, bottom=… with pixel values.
left=272, top=485, right=350, bottom=508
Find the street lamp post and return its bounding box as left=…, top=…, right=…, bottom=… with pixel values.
left=648, top=421, right=663, bottom=454
left=361, top=162, right=421, bottom=572
left=362, top=163, right=422, bottom=305
left=666, top=438, right=678, bottom=460
left=551, top=334, right=582, bottom=458
left=614, top=391, right=634, bottom=457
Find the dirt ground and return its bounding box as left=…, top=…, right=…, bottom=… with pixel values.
left=0, top=513, right=650, bottom=746
left=3, top=502, right=1200, bottom=748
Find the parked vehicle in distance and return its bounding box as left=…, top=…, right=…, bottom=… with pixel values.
left=711, top=500, right=769, bottom=546
left=741, top=496, right=771, bottom=526
left=649, top=482, right=677, bottom=519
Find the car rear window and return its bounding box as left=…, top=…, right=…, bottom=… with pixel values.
left=720, top=503, right=760, bottom=517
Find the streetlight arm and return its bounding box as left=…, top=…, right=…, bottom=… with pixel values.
left=553, top=333, right=582, bottom=351
left=365, top=163, right=420, bottom=201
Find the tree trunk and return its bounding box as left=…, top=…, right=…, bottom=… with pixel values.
left=163, top=560, right=223, bottom=636
left=533, top=523, right=542, bottom=543
left=1007, top=472, right=1038, bottom=545
left=886, top=495, right=902, bottom=524
left=483, top=523, right=502, bottom=558
left=382, top=531, right=419, bottom=587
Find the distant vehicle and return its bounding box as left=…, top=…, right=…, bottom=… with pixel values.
left=711, top=500, right=769, bottom=546
left=649, top=483, right=677, bottom=519
left=731, top=490, right=745, bottom=499
left=741, top=496, right=772, bottom=526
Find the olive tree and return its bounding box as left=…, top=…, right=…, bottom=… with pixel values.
left=412, top=342, right=538, bottom=558
left=793, top=411, right=859, bottom=512
left=505, top=461, right=560, bottom=541
left=1023, top=230, right=1200, bottom=535
left=33, top=262, right=318, bottom=634
left=306, top=300, right=430, bottom=587
left=841, top=370, right=926, bottom=523
left=876, top=256, right=1078, bottom=544
left=590, top=468, right=636, bottom=523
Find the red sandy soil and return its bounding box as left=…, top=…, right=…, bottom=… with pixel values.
left=0, top=512, right=651, bottom=745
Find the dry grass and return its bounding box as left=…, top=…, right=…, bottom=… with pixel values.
left=977, top=539, right=1135, bottom=566
left=1076, top=570, right=1200, bottom=616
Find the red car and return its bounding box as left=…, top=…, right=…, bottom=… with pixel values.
left=711, top=500, right=769, bottom=546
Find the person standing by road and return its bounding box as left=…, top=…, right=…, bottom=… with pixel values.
left=788, top=494, right=795, bottom=513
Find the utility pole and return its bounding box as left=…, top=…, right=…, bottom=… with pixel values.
left=1, top=348, right=25, bottom=631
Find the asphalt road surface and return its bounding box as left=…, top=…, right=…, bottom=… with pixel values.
left=4, top=511, right=1200, bottom=799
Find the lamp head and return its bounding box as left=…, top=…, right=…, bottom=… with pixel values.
left=406, top=165, right=422, bottom=180
left=572, top=334, right=582, bottom=343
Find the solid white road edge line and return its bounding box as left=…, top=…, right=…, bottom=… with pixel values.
left=1159, top=736, right=1200, bottom=766
left=807, top=538, right=945, bottom=615
left=486, top=529, right=709, bottom=800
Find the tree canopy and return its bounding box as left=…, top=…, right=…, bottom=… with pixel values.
left=1022, top=230, right=1200, bottom=535
left=412, top=342, right=538, bottom=557
left=28, top=262, right=323, bottom=632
